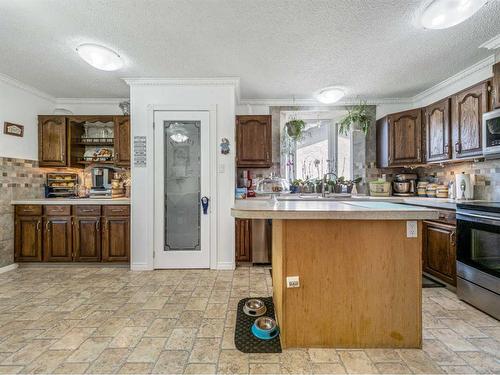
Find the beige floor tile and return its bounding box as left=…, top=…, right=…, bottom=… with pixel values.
left=65, top=337, right=111, bottom=363
left=311, top=363, right=346, bottom=374
left=204, top=303, right=228, bottom=318
left=422, top=339, right=467, bottom=365
left=2, top=339, right=54, bottom=366
left=51, top=327, right=96, bottom=350
left=440, top=365, right=477, bottom=373
left=218, top=349, right=249, bottom=374
left=398, top=349, right=444, bottom=374
left=365, top=349, right=402, bottom=363
left=338, top=351, right=377, bottom=374
left=221, top=327, right=236, bottom=349
left=280, top=349, right=310, bottom=374
left=184, top=363, right=217, bottom=374
left=22, top=349, right=71, bottom=374
left=0, top=366, right=24, bottom=374
left=374, top=362, right=411, bottom=374
left=93, top=317, right=132, bottom=337
left=118, top=362, right=154, bottom=374
left=430, top=329, right=479, bottom=352
left=177, top=310, right=204, bottom=328
left=198, top=319, right=225, bottom=338
left=127, top=337, right=165, bottom=363
left=466, top=337, right=500, bottom=357
left=185, top=297, right=209, bottom=311
left=248, top=353, right=280, bottom=363
left=439, top=319, right=489, bottom=338
left=109, top=326, right=147, bottom=348
left=153, top=350, right=189, bottom=374
left=249, top=363, right=280, bottom=374
left=142, top=296, right=168, bottom=310
left=144, top=318, right=177, bottom=337
left=53, top=362, right=90, bottom=374
left=189, top=338, right=221, bottom=363
left=165, top=328, right=197, bottom=351
left=457, top=351, right=500, bottom=373
left=308, top=348, right=340, bottom=363
left=87, top=348, right=130, bottom=374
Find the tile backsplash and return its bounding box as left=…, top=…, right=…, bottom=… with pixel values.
left=0, top=157, right=45, bottom=268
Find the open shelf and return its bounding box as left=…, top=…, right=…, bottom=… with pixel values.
left=73, top=137, right=114, bottom=146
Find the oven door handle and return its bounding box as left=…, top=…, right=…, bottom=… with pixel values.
left=457, top=212, right=500, bottom=226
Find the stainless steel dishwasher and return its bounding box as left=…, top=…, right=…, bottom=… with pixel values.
left=252, top=219, right=272, bottom=263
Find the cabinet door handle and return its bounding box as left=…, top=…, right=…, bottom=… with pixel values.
left=96, top=219, right=100, bottom=231
left=36, top=221, right=41, bottom=231
left=45, top=222, right=50, bottom=232
left=450, top=231, right=456, bottom=246
left=81, top=208, right=94, bottom=212
left=417, top=148, right=421, bottom=160
left=454, top=142, right=461, bottom=153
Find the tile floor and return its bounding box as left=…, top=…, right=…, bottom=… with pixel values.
left=0, top=266, right=498, bottom=374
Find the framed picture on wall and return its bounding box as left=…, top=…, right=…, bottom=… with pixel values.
left=3, top=122, right=24, bottom=137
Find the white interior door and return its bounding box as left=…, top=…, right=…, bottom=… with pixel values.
left=154, top=111, right=210, bottom=268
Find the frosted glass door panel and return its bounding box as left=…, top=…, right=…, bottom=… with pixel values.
left=164, top=121, right=201, bottom=251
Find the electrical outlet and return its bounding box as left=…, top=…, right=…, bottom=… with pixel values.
left=286, top=276, right=300, bottom=288
left=407, top=221, right=417, bottom=238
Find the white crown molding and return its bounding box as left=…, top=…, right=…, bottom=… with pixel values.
left=479, top=34, right=500, bottom=50
left=55, top=97, right=129, bottom=105
left=238, top=97, right=410, bottom=106
left=0, top=73, right=55, bottom=103
left=412, top=54, right=495, bottom=105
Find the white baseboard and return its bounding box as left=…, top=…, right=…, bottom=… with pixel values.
left=130, top=263, right=153, bottom=271
left=0, top=263, right=18, bottom=274
left=216, top=262, right=235, bottom=270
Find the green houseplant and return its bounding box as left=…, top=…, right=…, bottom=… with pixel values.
left=338, top=101, right=372, bottom=136
left=285, top=119, right=306, bottom=140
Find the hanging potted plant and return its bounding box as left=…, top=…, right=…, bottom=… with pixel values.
left=285, top=119, right=306, bottom=140
left=338, top=101, right=372, bottom=136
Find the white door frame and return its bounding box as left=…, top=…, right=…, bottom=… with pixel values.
left=151, top=105, right=217, bottom=269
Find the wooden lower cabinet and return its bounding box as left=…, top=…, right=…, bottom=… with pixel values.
left=423, top=221, right=457, bottom=286
left=102, top=216, right=130, bottom=262
left=73, top=216, right=101, bottom=262
left=235, top=219, right=252, bottom=262
left=15, top=216, right=42, bottom=261
left=14, top=204, right=129, bottom=263
left=43, top=216, right=73, bottom=261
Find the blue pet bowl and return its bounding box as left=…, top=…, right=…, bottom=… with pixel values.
left=251, top=317, right=279, bottom=340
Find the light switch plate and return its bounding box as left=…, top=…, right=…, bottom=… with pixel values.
left=407, top=221, right=418, bottom=238
left=286, top=276, right=300, bottom=288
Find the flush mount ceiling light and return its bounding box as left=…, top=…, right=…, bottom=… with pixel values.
left=314, top=87, right=345, bottom=104
left=420, top=0, right=488, bottom=29
left=76, top=43, right=123, bottom=71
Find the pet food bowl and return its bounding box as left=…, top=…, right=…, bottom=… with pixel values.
left=243, top=299, right=267, bottom=317
left=251, top=316, right=279, bottom=340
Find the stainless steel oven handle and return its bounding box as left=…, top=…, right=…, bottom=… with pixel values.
left=458, top=212, right=500, bottom=224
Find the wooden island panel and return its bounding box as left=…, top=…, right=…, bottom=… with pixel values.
left=272, top=219, right=422, bottom=349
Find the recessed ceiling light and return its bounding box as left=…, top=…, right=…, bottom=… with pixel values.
left=76, top=43, right=124, bottom=71
left=420, top=0, right=488, bottom=29
left=315, top=87, right=345, bottom=104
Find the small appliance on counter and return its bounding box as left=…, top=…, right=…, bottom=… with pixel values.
left=455, top=172, right=474, bottom=200
left=90, top=167, right=113, bottom=198
left=368, top=179, right=391, bottom=197
left=482, top=108, right=500, bottom=158
left=45, top=173, right=78, bottom=198
left=392, top=174, right=417, bottom=196
left=456, top=202, right=500, bottom=320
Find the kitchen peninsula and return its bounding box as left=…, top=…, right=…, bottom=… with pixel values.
left=232, top=200, right=438, bottom=349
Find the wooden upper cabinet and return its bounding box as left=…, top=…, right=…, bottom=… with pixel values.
left=43, top=216, right=73, bottom=262
left=236, top=115, right=272, bottom=168
left=492, top=62, right=500, bottom=110
left=38, top=116, right=67, bottom=167
left=452, top=81, right=489, bottom=158
left=425, top=98, right=451, bottom=162
left=388, top=109, right=422, bottom=165
left=15, top=216, right=42, bottom=262
left=114, top=116, right=131, bottom=166
left=423, top=221, right=457, bottom=286
left=73, top=216, right=101, bottom=262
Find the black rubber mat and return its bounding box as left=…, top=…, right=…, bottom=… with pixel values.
left=234, top=297, right=282, bottom=353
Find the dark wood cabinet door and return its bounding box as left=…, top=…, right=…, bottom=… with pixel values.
left=73, top=216, right=101, bottom=262
left=14, top=216, right=42, bottom=261
left=38, top=116, right=67, bottom=167
left=493, top=62, right=500, bottom=110
left=236, top=115, right=272, bottom=168
left=102, top=216, right=130, bottom=262
left=388, top=109, right=422, bottom=165
left=235, top=219, right=252, bottom=262
left=423, top=221, right=456, bottom=286
left=425, top=98, right=451, bottom=162
left=43, top=217, right=73, bottom=261
left=114, top=116, right=131, bottom=166
left=452, top=82, right=488, bottom=158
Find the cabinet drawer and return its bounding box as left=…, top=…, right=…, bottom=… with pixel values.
left=16, top=205, right=42, bottom=216
left=103, top=205, right=130, bottom=216
left=44, top=205, right=71, bottom=216
left=73, top=205, right=101, bottom=216
left=431, top=210, right=456, bottom=226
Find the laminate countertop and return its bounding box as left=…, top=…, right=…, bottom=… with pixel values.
left=231, top=200, right=439, bottom=220
left=11, top=198, right=130, bottom=205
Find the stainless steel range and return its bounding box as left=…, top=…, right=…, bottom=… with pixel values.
left=456, top=202, right=500, bottom=320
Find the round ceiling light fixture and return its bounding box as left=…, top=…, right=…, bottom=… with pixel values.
left=420, top=0, right=488, bottom=29
left=314, top=87, right=345, bottom=104
left=76, top=43, right=124, bottom=71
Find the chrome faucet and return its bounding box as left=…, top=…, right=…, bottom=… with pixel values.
left=322, top=172, right=338, bottom=197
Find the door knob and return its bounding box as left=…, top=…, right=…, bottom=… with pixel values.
left=201, top=196, right=209, bottom=215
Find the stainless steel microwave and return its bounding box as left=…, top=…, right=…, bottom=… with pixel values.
left=483, top=108, right=500, bottom=156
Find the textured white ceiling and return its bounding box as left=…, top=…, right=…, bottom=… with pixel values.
left=0, top=0, right=499, bottom=100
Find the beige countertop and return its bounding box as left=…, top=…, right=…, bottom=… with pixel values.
left=11, top=198, right=130, bottom=205
left=232, top=200, right=439, bottom=220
